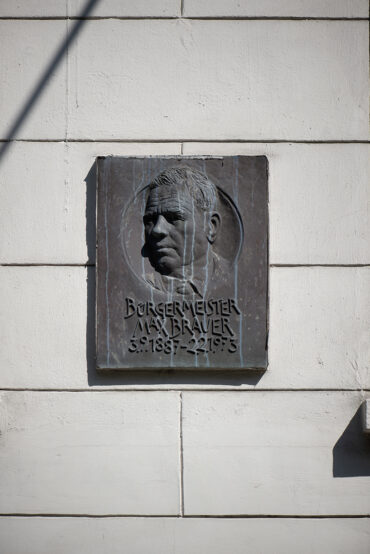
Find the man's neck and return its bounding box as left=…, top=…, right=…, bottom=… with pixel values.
left=169, top=255, right=210, bottom=281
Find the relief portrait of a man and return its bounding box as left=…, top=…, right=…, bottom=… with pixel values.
left=142, top=166, right=230, bottom=298
left=97, top=155, right=267, bottom=370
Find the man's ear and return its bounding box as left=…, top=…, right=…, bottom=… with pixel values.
left=207, top=212, right=221, bottom=244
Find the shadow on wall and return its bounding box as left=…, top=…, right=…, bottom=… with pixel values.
left=0, top=0, right=101, bottom=165
left=333, top=405, right=370, bottom=478
left=84, top=161, right=265, bottom=387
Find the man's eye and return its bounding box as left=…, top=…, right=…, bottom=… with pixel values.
left=165, top=213, right=182, bottom=223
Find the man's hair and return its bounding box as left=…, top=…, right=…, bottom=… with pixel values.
left=148, top=166, right=217, bottom=211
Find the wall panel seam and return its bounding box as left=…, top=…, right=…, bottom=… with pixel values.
left=1, top=264, right=369, bottom=268
left=0, top=17, right=368, bottom=21
left=0, top=388, right=368, bottom=393
left=179, top=391, right=184, bottom=517
left=0, top=140, right=369, bottom=144
left=0, top=513, right=368, bottom=518
left=65, top=10, right=69, bottom=143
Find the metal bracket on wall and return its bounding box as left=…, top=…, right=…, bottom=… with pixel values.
left=362, top=400, right=370, bottom=434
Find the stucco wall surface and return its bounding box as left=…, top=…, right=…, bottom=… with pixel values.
left=0, top=1, right=369, bottom=553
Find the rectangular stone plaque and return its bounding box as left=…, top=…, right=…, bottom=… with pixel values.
left=96, top=156, right=268, bottom=370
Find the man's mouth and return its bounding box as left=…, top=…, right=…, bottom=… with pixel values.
left=151, top=243, right=173, bottom=254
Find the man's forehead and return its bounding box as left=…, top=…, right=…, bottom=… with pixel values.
left=146, top=184, right=194, bottom=211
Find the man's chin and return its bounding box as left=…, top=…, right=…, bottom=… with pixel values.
left=150, top=255, right=178, bottom=276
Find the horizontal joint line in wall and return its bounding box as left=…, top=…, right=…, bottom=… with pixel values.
left=184, top=514, right=370, bottom=519
left=183, top=514, right=370, bottom=519
left=0, top=139, right=369, bottom=144
left=0, top=513, right=181, bottom=518
left=0, top=263, right=94, bottom=267
left=185, top=515, right=370, bottom=519
left=1, top=264, right=369, bottom=268
left=0, top=388, right=369, bottom=393
left=0, top=17, right=367, bottom=22
left=0, top=513, right=369, bottom=519
left=270, top=264, right=370, bottom=268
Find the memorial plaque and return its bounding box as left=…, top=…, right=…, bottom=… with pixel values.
left=96, top=156, right=268, bottom=370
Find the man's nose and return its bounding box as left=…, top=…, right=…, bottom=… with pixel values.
left=151, top=215, right=168, bottom=238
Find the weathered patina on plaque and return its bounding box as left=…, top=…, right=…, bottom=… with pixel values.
left=96, top=156, right=268, bottom=370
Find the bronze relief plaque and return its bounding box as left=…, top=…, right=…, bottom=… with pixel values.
left=96, top=156, right=268, bottom=370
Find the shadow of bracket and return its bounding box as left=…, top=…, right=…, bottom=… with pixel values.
left=333, top=405, right=370, bottom=478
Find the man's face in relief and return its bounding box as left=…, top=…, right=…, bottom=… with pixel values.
left=143, top=185, right=211, bottom=279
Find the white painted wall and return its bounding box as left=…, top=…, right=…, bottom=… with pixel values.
left=0, top=1, right=369, bottom=552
